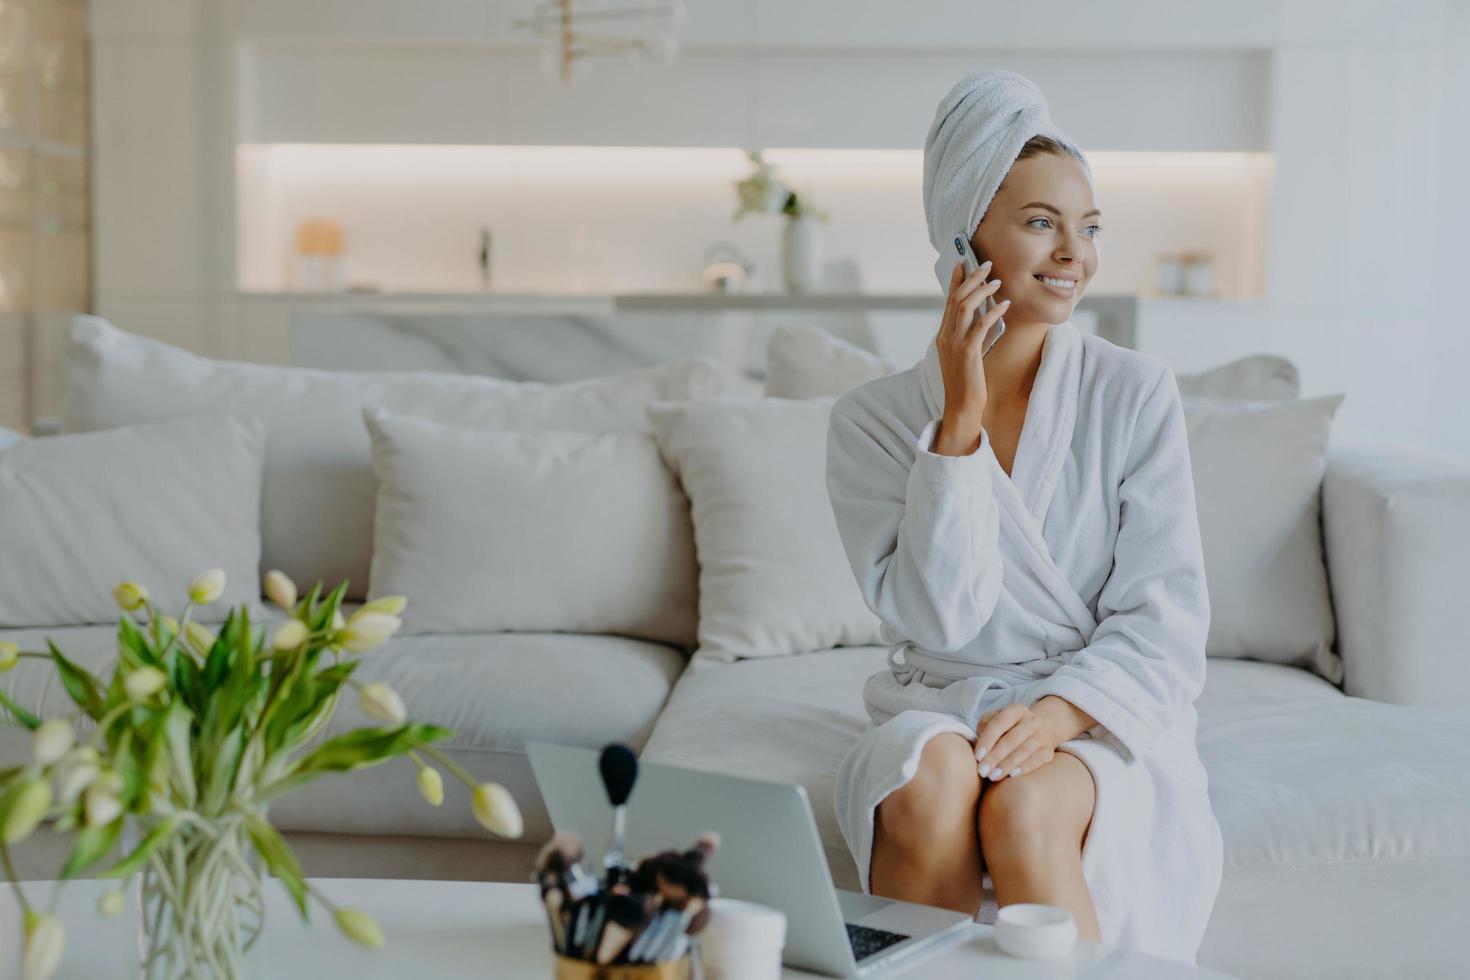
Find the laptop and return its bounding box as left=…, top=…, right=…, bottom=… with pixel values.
left=526, top=741, right=974, bottom=977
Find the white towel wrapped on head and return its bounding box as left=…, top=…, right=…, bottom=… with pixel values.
left=922, top=69, right=1093, bottom=293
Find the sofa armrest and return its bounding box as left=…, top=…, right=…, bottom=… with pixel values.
left=1322, top=445, right=1470, bottom=708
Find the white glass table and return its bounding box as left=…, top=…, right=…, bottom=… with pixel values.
left=0, top=877, right=1240, bottom=978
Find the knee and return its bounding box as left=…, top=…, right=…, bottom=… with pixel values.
left=877, top=734, right=979, bottom=852
left=978, top=777, right=1062, bottom=858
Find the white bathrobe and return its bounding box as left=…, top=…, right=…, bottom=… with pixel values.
left=825, top=319, right=1223, bottom=966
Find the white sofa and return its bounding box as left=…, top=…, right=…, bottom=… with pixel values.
left=3, top=319, right=1469, bottom=980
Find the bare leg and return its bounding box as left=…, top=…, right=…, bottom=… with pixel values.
left=869, top=733, right=987, bottom=916
left=978, top=751, right=1101, bottom=942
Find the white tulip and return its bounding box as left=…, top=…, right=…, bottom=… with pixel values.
left=160, top=615, right=180, bottom=635
left=264, top=570, right=298, bottom=611
left=331, top=609, right=346, bottom=631
left=0, top=640, right=18, bottom=672
left=98, top=889, right=126, bottom=919
left=472, top=782, right=523, bottom=838
left=339, top=611, right=401, bottom=653
left=3, top=779, right=52, bottom=844
left=54, top=757, right=100, bottom=806
left=124, top=667, right=167, bottom=702
left=358, top=682, right=406, bottom=725
left=113, top=581, right=149, bottom=612
left=22, top=913, right=64, bottom=980
left=32, top=719, right=75, bottom=765
left=334, top=907, right=385, bottom=949
left=84, top=773, right=124, bottom=827
left=271, top=619, right=310, bottom=652
left=417, top=766, right=444, bottom=807
left=360, top=595, right=407, bottom=617
left=187, top=568, right=226, bottom=605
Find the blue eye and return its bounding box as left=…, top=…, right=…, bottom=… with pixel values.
left=1028, top=217, right=1103, bottom=236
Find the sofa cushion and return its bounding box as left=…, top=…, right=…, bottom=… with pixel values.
left=641, top=650, right=1470, bottom=979
left=364, top=409, right=698, bottom=648
left=640, top=646, right=889, bottom=884
left=63, top=315, right=730, bottom=601
left=764, top=326, right=894, bottom=400
left=646, top=396, right=883, bottom=660
left=0, top=412, right=267, bottom=626
left=0, top=615, right=687, bottom=845
left=1185, top=396, right=1346, bottom=683
left=1194, top=657, right=1470, bottom=979
left=765, top=323, right=1302, bottom=402
left=1176, top=353, right=1300, bottom=402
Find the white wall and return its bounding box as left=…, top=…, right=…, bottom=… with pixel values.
left=85, top=0, right=1470, bottom=460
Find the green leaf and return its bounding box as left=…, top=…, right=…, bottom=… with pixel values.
left=204, top=609, right=243, bottom=690
left=48, top=641, right=107, bottom=720
left=276, top=662, right=356, bottom=749
left=171, top=648, right=204, bottom=714
left=0, top=688, right=40, bottom=730
left=258, top=723, right=451, bottom=802
left=292, top=723, right=452, bottom=776
left=307, top=581, right=349, bottom=633
left=117, top=616, right=163, bottom=670
left=112, top=730, right=146, bottom=808
left=201, top=726, right=244, bottom=815
left=102, top=814, right=182, bottom=879
left=61, top=818, right=124, bottom=878
left=246, top=813, right=308, bottom=917
left=162, top=701, right=196, bottom=808
left=301, top=582, right=324, bottom=621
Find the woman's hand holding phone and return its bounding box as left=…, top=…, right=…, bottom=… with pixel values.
left=932, top=259, right=1008, bottom=456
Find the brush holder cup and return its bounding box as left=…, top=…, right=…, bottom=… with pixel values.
left=552, top=953, right=693, bottom=980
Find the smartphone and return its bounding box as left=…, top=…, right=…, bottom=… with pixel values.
left=949, top=233, right=1006, bottom=356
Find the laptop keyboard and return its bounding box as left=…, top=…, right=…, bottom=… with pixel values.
left=846, top=922, right=912, bottom=961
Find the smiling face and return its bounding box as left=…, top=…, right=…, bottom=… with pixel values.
left=969, top=152, right=1101, bottom=329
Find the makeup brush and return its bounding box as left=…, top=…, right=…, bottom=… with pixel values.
left=537, top=831, right=600, bottom=901
left=629, top=907, right=677, bottom=963
left=666, top=895, right=708, bottom=960
left=594, top=891, right=650, bottom=965
left=598, top=744, right=639, bottom=888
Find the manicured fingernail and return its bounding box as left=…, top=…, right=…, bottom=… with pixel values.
left=975, top=747, right=987, bottom=760
left=990, top=771, right=1006, bottom=781
left=978, top=764, right=991, bottom=777
left=981, top=260, right=992, bottom=269
left=1010, top=769, right=1021, bottom=778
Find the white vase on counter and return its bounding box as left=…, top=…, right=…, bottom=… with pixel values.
left=781, top=214, right=824, bottom=292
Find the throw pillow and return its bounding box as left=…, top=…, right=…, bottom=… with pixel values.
left=646, top=396, right=884, bottom=660
left=363, top=409, right=698, bottom=648
left=764, top=323, right=1303, bottom=403
left=1185, top=395, right=1346, bottom=682
left=764, top=325, right=893, bottom=400
left=63, top=316, right=731, bottom=600
left=0, top=412, right=267, bottom=627
left=1176, top=353, right=1300, bottom=401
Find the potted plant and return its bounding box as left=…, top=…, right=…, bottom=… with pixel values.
left=733, top=149, right=830, bottom=292
left=0, top=568, right=523, bottom=979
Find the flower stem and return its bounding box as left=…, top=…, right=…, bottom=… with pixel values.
left=421, top=745, right=477, bottom=789
left=0, top=841, right=30, bottom=916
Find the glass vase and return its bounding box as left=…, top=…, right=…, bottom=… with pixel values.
left=131, top=812, right=268, bottom=980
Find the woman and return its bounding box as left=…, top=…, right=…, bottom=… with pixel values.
left=826, top=70, right=1223, bottom=965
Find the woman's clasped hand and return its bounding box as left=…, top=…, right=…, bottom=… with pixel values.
left=973, top=702, right=1068, bottom=781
